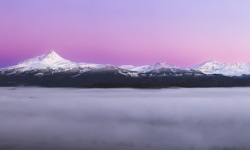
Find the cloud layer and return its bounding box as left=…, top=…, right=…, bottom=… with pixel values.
left=0, top=87, right=250, bottom=150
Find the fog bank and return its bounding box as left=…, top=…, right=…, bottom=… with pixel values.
left=0, top=87, right=249, bottom=150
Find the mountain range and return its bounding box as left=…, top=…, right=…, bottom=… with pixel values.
left=1, top=51, right=250, bottom=88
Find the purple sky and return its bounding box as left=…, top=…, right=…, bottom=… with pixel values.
left=1, top=0, right=250, bottom=67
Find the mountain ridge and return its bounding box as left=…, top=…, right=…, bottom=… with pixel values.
left=2, top=51, right=250, bottom=88
left=2, top=51, right=250, bottom=76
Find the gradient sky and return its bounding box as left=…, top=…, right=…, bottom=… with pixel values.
left=1, top=0, right=250, bottom=67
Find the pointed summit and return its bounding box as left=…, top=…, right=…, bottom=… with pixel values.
left=8, top=50, right=73, bottom=71
left=39, top=50, right=66, bottom=63
left=45, top=50, right=58, bottom=57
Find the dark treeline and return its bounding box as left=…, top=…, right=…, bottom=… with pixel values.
left=1, top=69, right=250, bottom=88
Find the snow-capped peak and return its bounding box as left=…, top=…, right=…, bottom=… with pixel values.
left=2, top=50, right=115, bottom=72
left=8, top=50, right=74, bottom=71
left=121, top=62, right=178, bottom=73
left=38, top=50, right=66, bottom=63
left=192, top=60, right=250, bottom=76
left=18, top=50, right=70, bottom=66
left=192, top=60, right=227, bottom=73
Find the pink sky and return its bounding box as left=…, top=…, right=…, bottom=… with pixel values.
left=1, top=0, right=250, bottom=67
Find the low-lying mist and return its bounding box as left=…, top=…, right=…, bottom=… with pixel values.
left=0, top=87, right=249, bottom=150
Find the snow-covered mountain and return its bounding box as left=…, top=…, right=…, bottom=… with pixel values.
left=2, top=51, right=250, bottom=77
left=3, top=51, right=110, bottom=72
left=192, top=60, right=227, bottom=74
left=193, top=60, right=250, bottom=76
left=120, top=62, right=178, bottom=73
left=121, top=60, right=250, bottom=76
left=8, top=51, right=74, bottom=71
left=2, top=50, right=250, bottom=88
